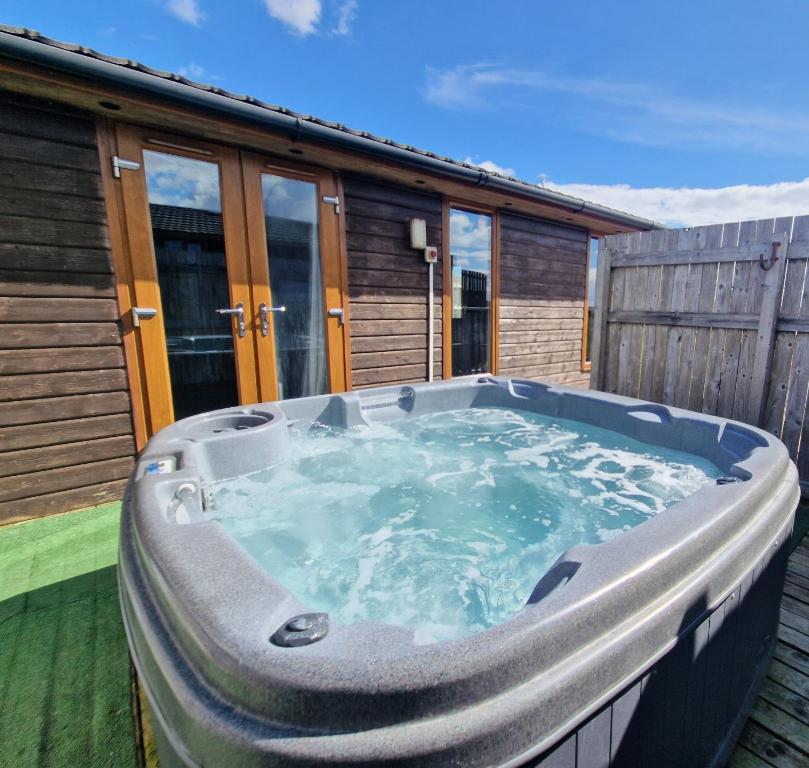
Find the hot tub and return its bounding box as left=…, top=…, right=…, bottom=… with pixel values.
left=119, top=376, right=798, bottom=768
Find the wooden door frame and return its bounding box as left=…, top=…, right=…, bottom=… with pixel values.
left=240, top=152, right=350, bottom=401
left=96, top=118, right=149, bottom=450
left=112, top=123, right=259, bottom=435
left=442, top=199, right=500, bottom=379
left=581, top=231, right=594, bottom=373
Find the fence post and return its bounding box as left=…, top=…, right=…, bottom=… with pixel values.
left=589, top=238, right=612, bottom=390
left=749, top=234, right=789, bottom=426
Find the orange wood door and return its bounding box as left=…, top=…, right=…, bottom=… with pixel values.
left=241, top=153, right=349, bottom=402
left=115, top=125, right=259, bottom=434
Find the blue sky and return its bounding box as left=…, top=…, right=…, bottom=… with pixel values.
left=4, top=0, right=809, bottom=225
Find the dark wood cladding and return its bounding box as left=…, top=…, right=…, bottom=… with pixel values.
left=0, top=91, right=134, bottom=524
left=343, top=176, right=443, bottom=387
left=0, top=90, right=597, bottom=522
left=498, top=213, right=590, bottom=387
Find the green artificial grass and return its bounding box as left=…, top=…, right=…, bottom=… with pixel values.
left=0, top=502, right=139, bottom=768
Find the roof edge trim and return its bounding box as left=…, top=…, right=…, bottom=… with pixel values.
left=0, top=29, right=663, bottom=232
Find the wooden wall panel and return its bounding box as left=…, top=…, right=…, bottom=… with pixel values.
left=343, top=176, right=443, bottom=387
left=0, top=91, right=134, bottom=524
left=497, top=213, right=590, bottom=388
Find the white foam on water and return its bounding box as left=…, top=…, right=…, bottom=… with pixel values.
left=211, top=407, right=720, bottom=642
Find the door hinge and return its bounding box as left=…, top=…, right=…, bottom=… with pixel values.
left=132, top=306, right=157, bottom=327
left=112, top=156, right=141, bottom=179
left=322, top=195, right=340, bottom=214
left=328, top=307, right=345, bottom=326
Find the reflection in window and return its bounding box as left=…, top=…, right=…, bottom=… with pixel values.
left=450, top=209, right=492, bottom=376
left=144, top=150, right=238, bottom=420
left=261, top=174, right=327, bottom=400
left=584, top=237, right=598, bottom=366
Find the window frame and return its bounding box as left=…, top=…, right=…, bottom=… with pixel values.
left=442, top=199, right=499, bottom=379
left=581, top=233, right=600, bottom=373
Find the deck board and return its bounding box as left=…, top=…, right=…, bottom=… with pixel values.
left=728, top=533, right=809, bottom=768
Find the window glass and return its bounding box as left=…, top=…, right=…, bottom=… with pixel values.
left=144, top=150, right=238, bottom=419
left=260, top=173, right=327, bottom=400
left=584, top=237, right=599, bottom=364
left=450, top=209, right=492, bottom=376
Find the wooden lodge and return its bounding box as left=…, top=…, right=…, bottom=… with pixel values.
left=0, top=26, right=657, bottom=524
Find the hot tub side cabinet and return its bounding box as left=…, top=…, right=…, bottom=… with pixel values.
left=0, top=26, right=658, bottom=524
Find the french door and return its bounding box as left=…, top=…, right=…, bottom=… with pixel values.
left=115, top=125, right=348, bottom=435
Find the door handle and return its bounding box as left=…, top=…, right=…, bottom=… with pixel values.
left=216, top=303, right=245, bottom=337
left=132, top=307, right=157, bottom=327
left=328, top=307, right=345, bottom=326
left=259, top=303, right=286, bottom=337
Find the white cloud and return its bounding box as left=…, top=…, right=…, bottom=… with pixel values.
left=450, top=209, right=492, bottom=291
left=166, top=0, right=205, bottom=26
left=424, top=63, right=809, bottom=154
left=463, top=157, right=516, bottom=178
left=144, top=151, right=222, bottom=212
left=547, top=177, right=809, bottom=228
left=264, top=0, right=321, bottom=35
left=334, top=0, right=357, bottom=35
left=177, top=62, right=205, bottom=79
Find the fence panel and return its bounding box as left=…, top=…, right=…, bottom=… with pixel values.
left=591, top=215, right=809, bottom=487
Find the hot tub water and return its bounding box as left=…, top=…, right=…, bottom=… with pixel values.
left=211, top=407, right=720, bottom=642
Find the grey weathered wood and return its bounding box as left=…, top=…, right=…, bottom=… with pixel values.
left=589, top=239, right=611, bottom=390
left=749, top=234, right=790, bottom=425
left=700, top=226, right=737, bottom=414
left=596, top=216, right=809, bottom=486
left=626, top=237, right=654, bottom=398
left=688, top=224, right=723, bottom=411
left=776, top=317, right=809, bottom=332
left=732, top=221, right=772, bottom=421
left=782, top=334, right=809, bottom=459
left=762, top=332, right=794, bottom=437
left=720, top=222, right=755, bottom=420
left=674, top=227, right=704, bottom=409
left=611, top=243, right=788, bottom=268
left=662, top=233, right=690, bottom=404
left=616, top=265, right=637, bottom=396
left=737, top=719, right=807, bottom=768
left=607, top=311, right=759, bottom=329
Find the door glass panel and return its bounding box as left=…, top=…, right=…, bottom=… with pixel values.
left=144, top=150, right=238, bottom=420
left=260, top=173, right=327, bottom=399
left=450, top=209, right=492, bottom=375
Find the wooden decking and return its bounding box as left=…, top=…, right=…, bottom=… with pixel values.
left=729, top=534, right=809, bottom=768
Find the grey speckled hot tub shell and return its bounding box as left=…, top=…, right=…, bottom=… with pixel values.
left=119, top=376, right=799, bottom=768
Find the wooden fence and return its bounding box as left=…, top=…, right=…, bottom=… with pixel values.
left=590, top=215, right=809, bottom=486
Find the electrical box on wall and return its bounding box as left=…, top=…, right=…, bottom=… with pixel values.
left=424, top=246, right=438, bottom=263
left=410, top=218, right=427, bottom=250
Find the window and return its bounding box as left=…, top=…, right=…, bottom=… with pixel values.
left=582, top=236, right=599, bottom=370
left=449, top=208, right=493, bottom=376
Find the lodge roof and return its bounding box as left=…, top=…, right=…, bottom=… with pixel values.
left=0, top=25, right=661, bottom=233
